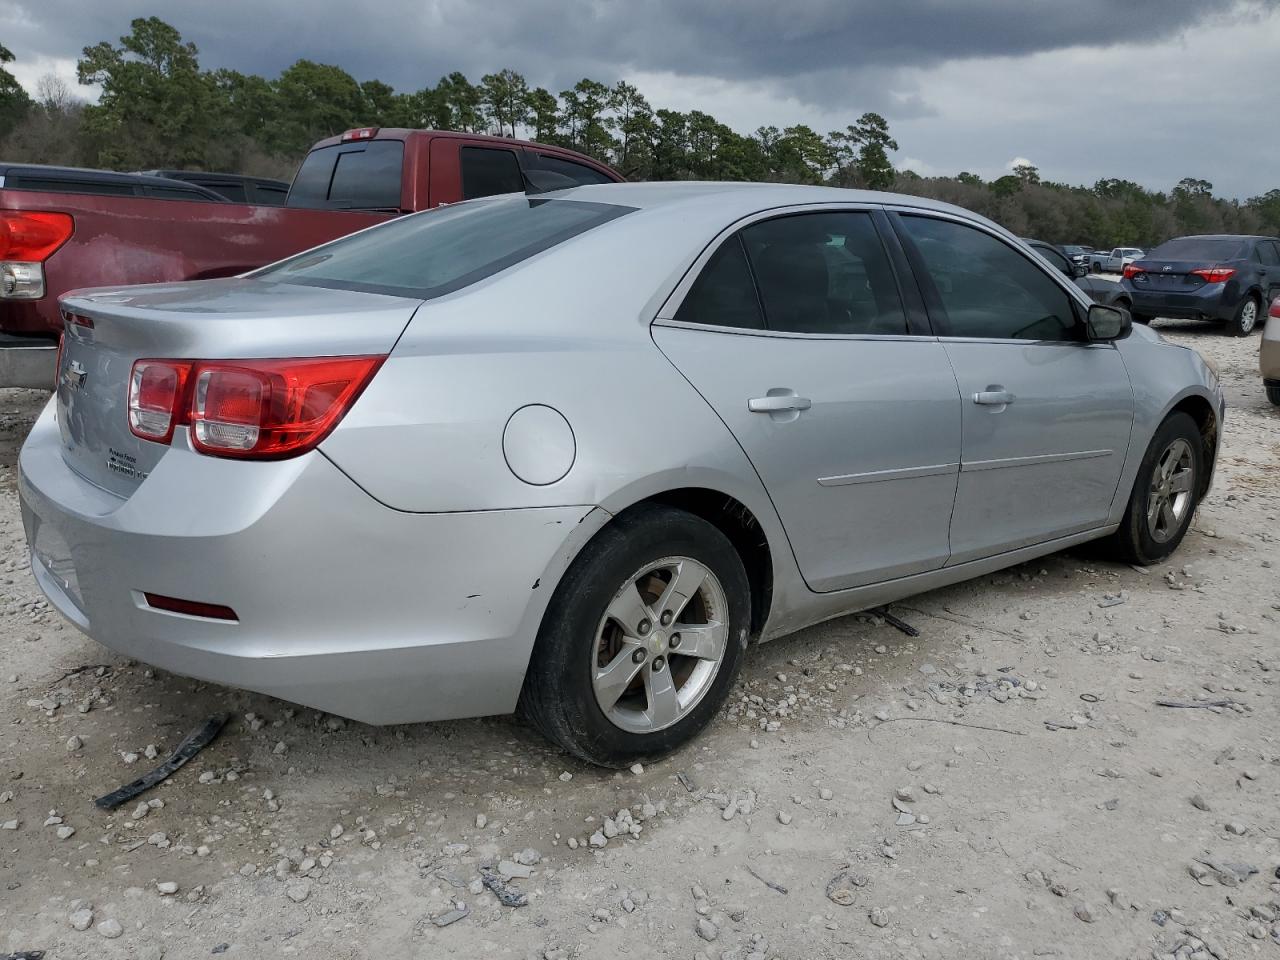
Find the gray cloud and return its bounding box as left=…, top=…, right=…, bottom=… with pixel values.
left=2, top=0, right=1253, bottom=99
left=2, top=0, right=1278, bottom=195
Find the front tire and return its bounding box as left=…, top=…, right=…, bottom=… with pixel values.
left=1104, top=412, right=1203, bottom=565
left=1226, top=295, right=1260, bottom=336
left=518, top=505, right=751, bottom=767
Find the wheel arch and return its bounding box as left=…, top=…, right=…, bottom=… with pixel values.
left=1166, top=392, right=1219, bottom=500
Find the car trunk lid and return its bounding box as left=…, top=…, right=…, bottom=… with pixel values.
left=1127, top=259, right=1220, bottom=292
left=55, top=277, right=422, bottom=498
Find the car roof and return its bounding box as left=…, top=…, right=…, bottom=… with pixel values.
left=529, top=180, right=997, bottom=225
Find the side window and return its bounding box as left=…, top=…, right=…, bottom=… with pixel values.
left=201, top=181, right=247, bottom=203
left=741, top=212, right=907, bottom=335
left=530, top=153, right=614, bottom=186
left=460, top=147, right=525, bottom=200
left=253, top=184, right=289, bottom=206
left=1256, top=241, right=1279, bottom=266
left=1032, top=243, right=1074, bottom=278
left=674, top=236, right=765, bottom=330
left=900, top=215, right=1079, bottom=341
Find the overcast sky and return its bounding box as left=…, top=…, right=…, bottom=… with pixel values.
left=3, top=0, right=1278, bottom=197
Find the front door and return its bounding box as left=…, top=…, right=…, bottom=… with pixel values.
left=653, top=209, right=962, bottom=592
left=893, top=212, right=1134, bottom=563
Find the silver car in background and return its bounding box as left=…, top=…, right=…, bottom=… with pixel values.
left=20, top=183, right=1224, bottom=766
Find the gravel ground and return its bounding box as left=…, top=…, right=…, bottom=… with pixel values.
left=0, top=320, right=1277, bottom=960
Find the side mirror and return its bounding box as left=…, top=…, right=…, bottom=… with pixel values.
left=1087, top=303, right=1131, bottom=341
left=1073, top=263, right=1088, bottom=279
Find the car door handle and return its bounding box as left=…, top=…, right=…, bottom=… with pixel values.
left=973, top=389, right=1016, bottom=406
left=748, top=394, right=812, bottom=413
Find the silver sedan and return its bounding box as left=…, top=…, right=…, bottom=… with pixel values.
left=20, top=183, right=1224, bottom=766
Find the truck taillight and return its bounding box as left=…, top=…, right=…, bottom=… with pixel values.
left=0, top=212, right=74, bottom=300
left=1191, top=267, right=1235, bottom=284
left=1122, top=263, right=1144, bottom=280
left=128, top=356, right=384, bottom=459
left=341, top=127, right=378, bottom=141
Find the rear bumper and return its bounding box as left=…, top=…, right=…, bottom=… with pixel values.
left=0, top=333, right=56, bottom=389
left=1127, top=284, right=1234, bottom=321
left=19, top=400, right=607, bottom=723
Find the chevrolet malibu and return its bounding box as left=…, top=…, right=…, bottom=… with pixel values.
left=20, top=184, right=1224, bottom=766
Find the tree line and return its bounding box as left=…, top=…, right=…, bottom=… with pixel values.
left=3, top=17, right=1278, bottom=249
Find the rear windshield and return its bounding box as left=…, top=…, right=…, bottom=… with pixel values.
left=1148, top=238, right=1247, bottom=261
left=255, top=196, right=634, bottom=299
left=287, top=140, right=404, bottom=210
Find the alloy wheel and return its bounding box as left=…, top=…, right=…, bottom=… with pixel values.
left=1146, top=438, right=1195, bottom=543
left=591, top=556, right=729, bottom=734
left=1240, top=299, right=1258, bottom=333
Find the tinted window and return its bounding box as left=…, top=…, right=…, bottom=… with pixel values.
left=142, top=185, right=221, bottom=201
left=1255, top=241, right=1279, bottom=266
left=287, top=149, right=337, bottom=207
left=255, top=196, right=633, bottom=299
left=901, top=215, right=1079, bottom=341
left=1030, top=243, right=1074, bottom=277
left=674, top=236, right=764, bottom=330
left=253, top=184, right=289, bottom=206
left=1148, top=237, right=1248, bottom=260
left=529, top=153, right=614, bottom=186
left=741, top=212, right=907, bottom=335
left=199, top=181, right=247, bottom=203
left=287, top=141, right=403, bottom=209
left=461, top=147, right=524, bottom=200
left=9, top=177, right=136, bottom=196
left=328, top=142, right=404, bottom=209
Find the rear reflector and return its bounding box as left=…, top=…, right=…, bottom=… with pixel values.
left=127, top=355, right=384, bottom=459
left=143, top=592, right=238, bottom=621
left=0, top=211, right=74, bottom=261
left=1191, top=267, right=1235, bottom=284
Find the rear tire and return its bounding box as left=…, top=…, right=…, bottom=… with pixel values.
left=1226, top=295, right=1260, bottom=336
left=1103, top=412, right=1202, bottom=565
left=518, top=505, right=751, bottom=767
left=1267, top=385, right=1280, bottom=406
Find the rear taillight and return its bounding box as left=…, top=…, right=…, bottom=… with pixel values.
left=0, top=212, right=74, bottom=300
left=127, top=356, right=383, bottom=459
left=1270, top=297, right=1280, bottom=319
left=129, top=360, right=192, bottom=444
left=1191, top=267, right=1235, bottom=284
left=1122, top=263, right=1144, bottom=280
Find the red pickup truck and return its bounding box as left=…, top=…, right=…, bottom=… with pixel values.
left=0, top=129, right=621, bottom=387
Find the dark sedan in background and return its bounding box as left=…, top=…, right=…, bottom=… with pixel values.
left=1122, top=235, right=1280, bottom=336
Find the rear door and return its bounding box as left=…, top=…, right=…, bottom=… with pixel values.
left=1255, top=240, right=1280, bottom=302
left=892, top=211, right=1133, bottom=563
left=653, top=208, right=962, bottom=592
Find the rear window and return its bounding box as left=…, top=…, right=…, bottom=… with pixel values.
left=255, top=196, right=634, bottom=299
left=287, top=140, right=404, bottom=210
left=527, top=153, right=615, bottom=186
left=1148, top=238, right=1248, bottom=260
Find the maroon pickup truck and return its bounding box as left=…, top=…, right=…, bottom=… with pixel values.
left=0, top=129, right=621, bottom=387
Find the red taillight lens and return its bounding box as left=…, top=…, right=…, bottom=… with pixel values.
left=128, top=356, right=383, bottom=458
left=1270, top=297, right=1280, bottom=319
left=0, top=212, right=74, bottom=261
left=129, top=360, right=193, bottom=443
left=143, top=592, right=238, bottom=621
left=1122, top=263, right=1144, bottom=280
left=1191, top=267, right=1235, bottom=284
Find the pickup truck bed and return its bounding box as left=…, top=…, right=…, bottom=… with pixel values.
left=1, top=130, right=621, bottom=387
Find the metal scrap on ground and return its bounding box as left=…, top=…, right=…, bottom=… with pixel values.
left=93, top=714, right=229, bottom=810
left=479, top=867, right=528, bottom=907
